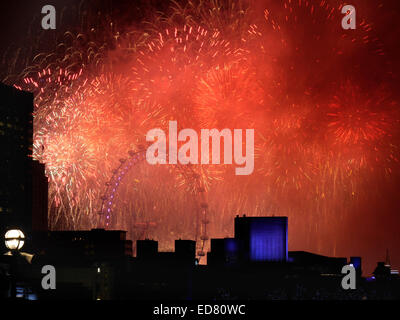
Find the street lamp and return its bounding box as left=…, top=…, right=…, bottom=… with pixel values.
left=5, top=229, right=25, bottom=251
left=3, top=229, right=35, bottom=299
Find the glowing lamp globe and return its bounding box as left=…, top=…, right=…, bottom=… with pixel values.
left=5, top=229, right=25, bottom=251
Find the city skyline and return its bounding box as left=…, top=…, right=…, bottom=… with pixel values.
left=1, top=0, right=400, bottom=302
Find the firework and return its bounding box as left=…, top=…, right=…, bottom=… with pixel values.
left=4, top=1, right=398, bottom=269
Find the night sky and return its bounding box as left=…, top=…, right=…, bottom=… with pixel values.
left=1, top=0, right=400, bottom=275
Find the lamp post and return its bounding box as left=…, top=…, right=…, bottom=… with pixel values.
left=5, top=229, right=25, bottom=252
left=4, top=229, right=25, bottom=298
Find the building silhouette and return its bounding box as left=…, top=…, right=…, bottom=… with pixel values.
left=0, top=83, right=48, bottom=253
left=31, top=229, right=133, bottom=299
left=235, top=215, right=288, bottom=262
left=208, top=215, right=289, bottom=267
left=32, top=161, right=48, bottom=232
left=1, top=213, right=399, bottom=300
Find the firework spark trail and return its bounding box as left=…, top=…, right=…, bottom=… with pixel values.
left=6, top=1, right=399, bottom=268
left=12, top=5, right=249, bottom=231
left=129, top=22, right=245, bottom=128
left=239, top=0, right=399, bottom=252
left=193, top=62, right=264, bottom=129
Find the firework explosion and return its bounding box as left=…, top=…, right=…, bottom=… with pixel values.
left=4, top=0, right=399, bottom=271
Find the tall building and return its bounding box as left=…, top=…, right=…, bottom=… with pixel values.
left=0, top=83, right=33, bottom=246
left=0, top=83, right=48, bottom=252
left=234, top=215, right=288, bottom=262
left=32, top=160, right=48, bottom=232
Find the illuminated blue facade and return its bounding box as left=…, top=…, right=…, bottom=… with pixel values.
left=224, top=238, right=239, bottom=265
left=225, top=238, right=238, bottom=253
left=350, top=257, right=361, bottom=269
left=235, top=216, right=288, bottom=262
left=207, top=238, right=239, bottom=266
left=350, top=256, right=362, bottom=275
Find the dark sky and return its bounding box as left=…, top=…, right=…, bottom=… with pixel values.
left=0, top=0, right=171, bottom=79
left=0, top=0, right=399, bottom=275
left=0, top=0, right=73, bottom=47
left=1, top=0, right=399, bottom=76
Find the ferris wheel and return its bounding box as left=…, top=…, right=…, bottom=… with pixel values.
left=98, top=145, right=210, bottom=260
